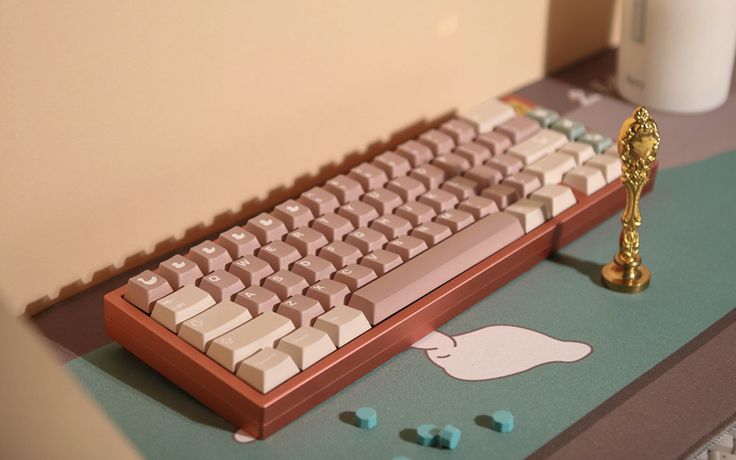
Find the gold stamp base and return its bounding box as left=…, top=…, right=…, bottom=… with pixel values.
left=601, top=260, right=650, bottom=293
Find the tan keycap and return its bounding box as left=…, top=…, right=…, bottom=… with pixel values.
left=313, top=305, right=372, bottom=347
left=218, top=226, right=259, bottom=259
left=464, top=165, right=503, bottom=189
left=333, top=264, right=377, bottom=291
left=476, top=131, right=511, bottom=156
left=410, top=222, right=452, bottom=247
left=409, top=164, right=445, bottom=189
left=526, top=152, right=576, bottom=185
left=435, top=209, right=475, bottom=233
left=585, top=155, right=622, bottom=183
left=276, top=295, right=325, bottom=327
left=394, top=201, right=436, bottom=226
left=603, top=145, right=619, bottom=157
left=481, top=184, right=520, bottom=210
left=206, top=311, right=295, bottom=372
left=198, top=269, right=245, bottom=302
left=245, top=213, right=288, bottom=245
left=151, top=285, right=216, bottom=332
left=338, top=201, right=379, bottom=228
left=441, top=176, right=478, bottom=201
left=396, top=140, right=433, bottom=167
left=228, top=254, right=273, bottom=286
left=359, top=249, right=403, bottom=276
left=503, top=172, right=542, bottom=198
left=299, top=187, right=340, bottom=216
left=362, top=188, right=403, bottom=215
left=234, top=285, right=280, bottom=316
left=458, top=196, right=499, bottom=219
left=458, top=98, right=515, bottom=133
left=496, top=115, right=541, bottom=143
left=562, top=165, right=607, bottom=195
left=257, top=241, right=301, bottom=271
left=486, top=154, right=523, bottom=177
left=158, top=255, right=203, bottom=290
left=558, top=142, right=595, bottom=166
left=369, top=214, right=412, bottom=240
left=507, top=128, right=567, bottom=166
left=418, top=129, right=454, bottom=155
left=305, top=279, right=350, bottom=309
left=291, top=255, right=336, bottom=284
left=262, top=270, right=309, bottom=300
left=385, top=236, right=428, bottom=261
left=372, top=152, right=411, bottom=179
left=386, top=175, right=426, bottom=202
left=348, top=163, right=388, bottom=191
left=419, top=189, right=459, bottom=213
left=178, top=300, right=252, bottom=352
left=277, top=327, right=336, bottom=370
left=124, top=270, right=173, bottom=313
left=530, top=184, right=577, bottom=218
left=188, top=241, right=232, bottom=274
left=506, top=199, right=547, bottom=233
left=440, top=118, right=476, bottom=145
left=272, top=200, right=314, bottom=231
left=324, top=175, right=364, bottom=204
left=312, top=212, right=355, bottom=242
left=318, top=241, right=362, bottom=268
left=432, top=153, right=471, bottom=177
left=285, top=226, right=329, bottom=256
left=454, top=142, right=491, bottom=166
left=236, top=347, right=299, bottom=393
left=345, top=227, right=388, bottom=254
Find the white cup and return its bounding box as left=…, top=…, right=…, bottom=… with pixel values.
left=618, top=0, right=736, bottom=114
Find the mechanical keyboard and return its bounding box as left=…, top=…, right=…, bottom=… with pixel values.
left=104, top=96, right=657, bottom=438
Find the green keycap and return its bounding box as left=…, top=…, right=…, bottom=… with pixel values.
left=525, top=107, right=559, bottom=128
left=579, top=132, right=614, bottom=154
left=551, top=117, right=586, bottom=140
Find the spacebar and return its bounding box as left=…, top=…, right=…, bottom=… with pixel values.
left=348, top=212, right=524, bottom=324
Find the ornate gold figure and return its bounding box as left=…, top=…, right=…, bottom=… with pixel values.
left=601, top=106, right=660, bottom=293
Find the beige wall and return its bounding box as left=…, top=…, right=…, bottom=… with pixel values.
left=0, top=0, right=620, bottom=316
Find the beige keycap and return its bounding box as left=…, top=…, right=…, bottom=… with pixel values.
left=311, top=212, right=355, bottom=242
left=217, top=226, right=260, bottom=259
left=188, top=241, right=232, bottom=274
left=503, top=172, right=542, bottom=198
left=496, top=115, right=541, bottom=143
left=387, top=175, right=427, bottom=202
left=369, top=214, right=412, bottom=240
left=285, top=226, right=329, bottom=256
left=345, top=227, right=388, bottom=254
left=585, top=155, right=622, bottom=183
left=158, top=255, right=203, bottom=290
left=435, top=209, right=475, bottom=233
left=236, top=347, right=299, bottom=393
left=124, top=270, right=173, bottom=313
left=454, top=142, right=491, bottom=166
left=198, top=269, right=245, bottom=302
left=394, top=201, right=436, bottom=226
left=313, top=305, right=372, bottom=347
left=324, top=175, right=364, bottom=204
left=305, top=279, right=351, bottom=309
left=178, top=300, right=252, bottom=352
left=362, top=188, right=403, bottom=215
left=410, top=222, right=453, bottom=247
left=440, top=118, right=476, bottom=145
left=562, top=165, right=607, bottom=195
left=419, top=189, right=459, bottom=213
left=234, top=285, right=280, bottom=316
left=558, top=142, right=595, bottom=165
left=530, top=184, right=577, bottom=219
left=318, top=241, right=362, bottom=268
left=348, top=163, right=388, bottom=191
left=262, top=270, right=309, bottom=300
left=372, top=151, right=411, bottom=179
left=432, top=153, right=471, bottom=177
left=476, top=131, right=511, bottom=156
left=257, top=241, right=301, bottom=271
left=603, top=145, right=619, bottom=157
left=245, top=213, right=288, bottom=245
left=458, top=196, right=498, bottom=219
left=458, top=98, right=515, bottom=133
left=464, top=165, right=503, bottom=189
left=506, top=198, right=546, bottom=233
left=359, top=249, right=403, bottom=276
left=442, top=176, right=478, bottom=201
left=228, top=254, right=273, bottom=286
left=507, top=129, right=567, bottom=166
left=151, top=285, right=216, bottom=332
left=207, top=311, right=295, bottom=372
left=396, top=140, right=433, bottom=167
left=276, top=295, right=325, bottom=327
left=299, top=187, right=340, bottom=216
left=338, top=201, right=379, bottom=228
left=481, top=184, right=520, bottom=210
left=272, top=200, right=314, bottom=231
left=291, top=255, right=336, bottom=284
left=385, top=236, right=428, bottom=261
left=277, top=326, right=336, bottom=370
left=409, top=164, right=445, bottom=189
left=418, top=129, right=455, bottom=155
left=333, top=264, right=377, bottom=291
left=525, top=152, right=576, bottom=185
left=486, top=154, right=523, bottom=177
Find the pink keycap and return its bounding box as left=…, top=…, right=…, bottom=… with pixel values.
left=418, top=129, right=454, bottom=155
left=305, top=279, right=351, bottom=309
left=369, top=214, right=412, bottom=240
left=464, top=165, right=503, bottom=189
left=476, top=131, right=512, bottom=156
left=372, top=152, right=411, bottom=179
left=432, top=154, right=471, bottom=177
left=158, top=255, right=203, bottom=290
left=419, top=189, right=459, bottom=213
left=291, top=255, right=336, bottom=284
left=503, top=172, right=542, bottom=198
left=218, top=226, right=260, bottom=259
left=362, top=188, right=403, bottom=215
left=277, top=295, right=325, bottom=327
left=324, top=175, right=364, bottom=204
left=345, top=227, right=388, bottom=254
left=396, top=140, right=433, bottom=167
left=386, top=175, right=426, bottom=202
left=272, top=200, right=314, bottom=231
left=124, top=270, right=173, bottom=313
left=441, top=176, right=478, bottom=201
left=257, top=241, right=301, bottom=271
left=338, top=201, right=379, bottom=228
left=359, top=249, right=403, bottom=276
left=188, top=241, right=233, bottom=274
left=234, top=285, right=280, bottom=316
left=285, top=226, right=329, bottom=256
left=385, top=236, right=428, bottom=261
left=411, top=222, right=452, bottom=246
left=262, top=270, right=309, bottom=300
left=299, top=187, right=340, bottom=216
left=454, top=142, right=491, bottom=166
left=198, top=269, right=245, bottom=302
left=348, top=163, right=389, bottom=191
left=228, top=254, right=274, bottom=286
left=245, top=213, right=288, bottom=245
left=394, top=201, right=436, bottom=226
left=481, top=184, right=520, bottom=210
left=486, top=154, right=523, bottom=177
left=458, top=196, right=499, bottom=219
left=434, top=209, right=475, bottom=232
left=440, top=119, right=476, bottom=145
left=496, top=115, right=541, bottom=143
left=333, top=264, right=377, bottom=291
left=409, top=165, right=445, bottom=190
left=311, top=213, right=355, bottom=242
left=318, top=241, right=362, bottom=268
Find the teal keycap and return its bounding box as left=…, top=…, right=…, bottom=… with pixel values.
left=551, top=117, right=586, bottom=140
left=491, top=410, right=514, bottom=433
left=439, top=425, right=461, bottom=450
left=525, top=107, right=559, bottom=128
left=579, top=132, right=614, bottom=154
left=355, top=407, right=377, bottom=429
left=416, top=424, right=440, bottom=446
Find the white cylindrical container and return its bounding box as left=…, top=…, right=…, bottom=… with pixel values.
left=618, top=0, right=736, bottom=114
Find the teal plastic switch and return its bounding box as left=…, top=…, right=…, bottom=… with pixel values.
left=355, top=407, right=377, bottom=429
left=491, top=410, right=514, bottom=433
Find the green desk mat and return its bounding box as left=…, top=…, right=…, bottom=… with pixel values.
left=67, top=151, right=736, bottom=459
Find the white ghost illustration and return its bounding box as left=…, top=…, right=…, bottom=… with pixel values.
left=412, top=325, right=592, bottom=381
